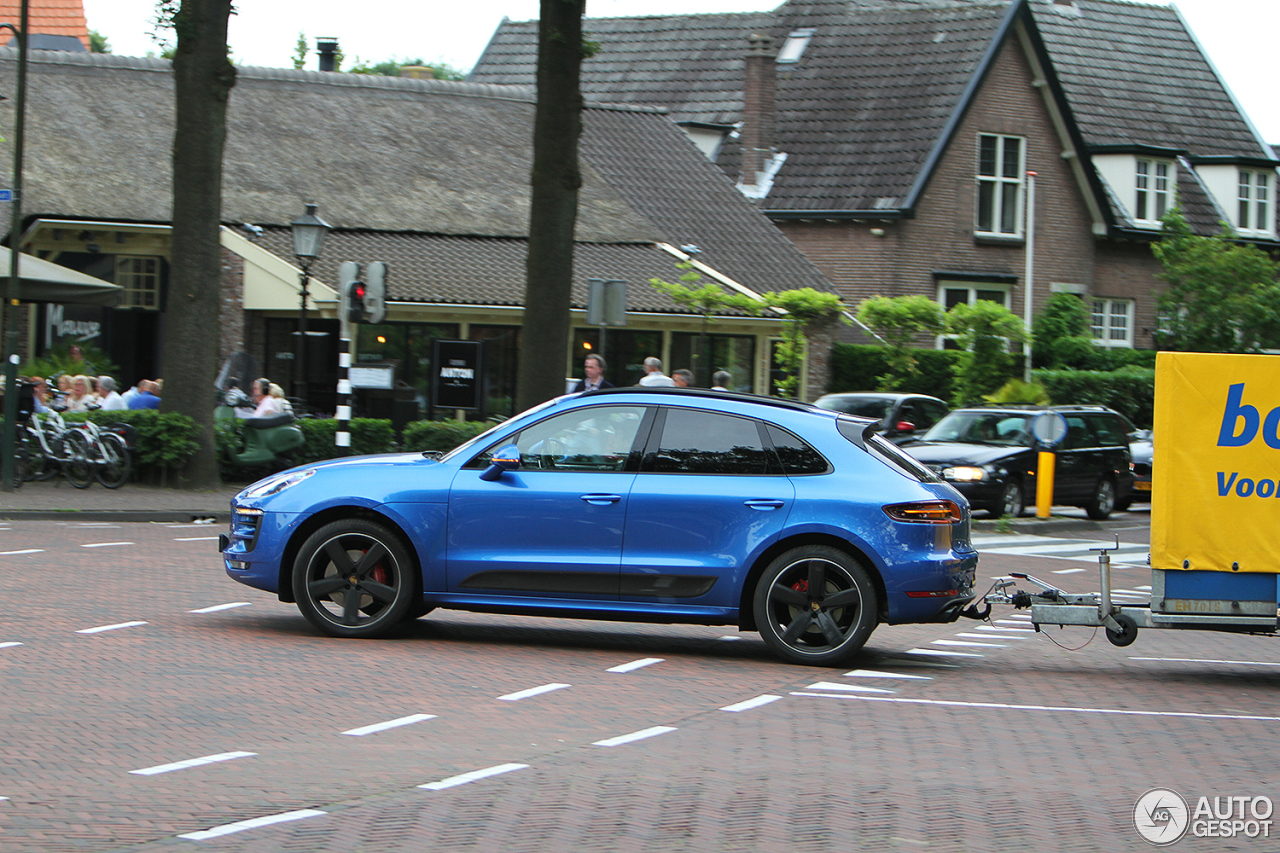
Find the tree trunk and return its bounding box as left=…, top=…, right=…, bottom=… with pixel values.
left=162, top=0, right=235, bottom=488
left=516, top=0, right=587, bottom=412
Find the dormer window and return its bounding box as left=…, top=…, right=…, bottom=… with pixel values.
left=1238, top=169, right=1272, bottom=234
left=1135, top=159, right=1171, bottom=224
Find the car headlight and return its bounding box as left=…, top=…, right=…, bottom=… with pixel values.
left=240, top=468, right=315, bottom=499
left=943, top=465, right=988, bottom=482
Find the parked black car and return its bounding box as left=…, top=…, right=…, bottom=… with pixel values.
left=813, top=393, right=950, bottom=445
left=902, top=405, right=1134, bottom=519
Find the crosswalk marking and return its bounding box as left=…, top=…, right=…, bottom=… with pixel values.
left=971, top=534, right=1149, bottom=565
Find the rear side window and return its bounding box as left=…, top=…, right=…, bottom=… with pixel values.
left=766, top=424, right=830, bottom=475
left=643, top=408, right=770, bottom=474
left=840, top=417, right=940, bottom=483
left=1086, top=414, right=1126, bottom=447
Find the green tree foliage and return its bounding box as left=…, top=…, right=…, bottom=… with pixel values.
left=945, top=301, right=1027, bottom=406
left=650, top=264, right=761, bottom=385
left=21, top=342, right=120, bottom=381
left=1032, top=291, right=1090, bottom=368
left=347, top=58, right=467, bottom=80
left=292, top=32, right=307, bottom=69
left=1153, top=207, right=1280, bottom=352
left=758, top=288, right=846, bottom=399
left=89, top=30, right=111, bottom=53
left=855, top=295, right=945, bottom=391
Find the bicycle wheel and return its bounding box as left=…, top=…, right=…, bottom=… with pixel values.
left=61, top=429, right=95, bottom=489
left=94, top=432, right=132, bottom=489
left=29, top=435, right=57, bottom=481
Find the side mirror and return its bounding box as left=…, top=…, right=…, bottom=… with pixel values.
left=894, top=420, right=916, bottom=434
left=479, top=444, right=521, bottom=481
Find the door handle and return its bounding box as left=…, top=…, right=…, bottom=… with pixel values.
left=581, top=494, right=623, bottom=505
left=744, top=499, right=785, bottom=510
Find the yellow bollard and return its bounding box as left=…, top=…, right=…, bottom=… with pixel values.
left=1036, top=451, right=1055, bottom=518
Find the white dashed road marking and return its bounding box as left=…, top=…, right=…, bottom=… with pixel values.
left=720, top=695, right=783, bottom=712
left=419, top=763, right=529, bottom=791
left=0, top=549, right=43, bottom=556
left=593, top=726, right=677, bottom=747
left=131, top=751, right=256, bottom=776
left=189, top=602, right=251, bottom=614
left=341, top=714, right=436, bottom=736
left=0, top=642, right=22, bottom=650
left=81, top=542, right=134, bottom=548
left=792, top=693, right=1280, bottom=723
left=179, top=809, right=326, bottom=841
left=606, top=657, right=664, bottom=673
left=805, top=682, right=895, bottom=694
left=1130, top=657, right=1280, bottom=667
left=932, top=639, right=1005, bottom=648
left=905, top=648, right=982, bottom=658
left=844, top=669, right=932, bottom=679
left=498, top=683, right=571, bottom=702
left=76, top=621, right=147, bottom=634
left=174, top=537, right=220, bottom=542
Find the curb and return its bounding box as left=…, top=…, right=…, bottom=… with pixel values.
left=0, top=510, right=230, bottom=523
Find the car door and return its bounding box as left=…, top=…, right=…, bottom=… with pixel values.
left=621, top=407, right=794, bottom=608
left=1053, top=414, right=1095, bottom=503
left=447, top=404, right=651, bottom=599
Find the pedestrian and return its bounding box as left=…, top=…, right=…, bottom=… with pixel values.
left=638, top=356, right=675, bottom=387
left=97, top=375, right=127, bottom=411
left=267, top=382, right=294, bottom=416
left=712, top=370, right=732, bottom=391
left=65, top=374, right=96, bottom=412
left=571, top=354, right=614, bottom=393
left=672, top=368, right=693, bottom=387
left=249, top=377, right=283, bottom=418
left=127, top=379, right=161, bottom=410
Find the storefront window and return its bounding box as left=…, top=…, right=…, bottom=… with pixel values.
left=670, top=332, right=755, bottom=391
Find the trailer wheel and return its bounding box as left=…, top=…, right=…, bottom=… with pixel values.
left=1105, top=612, right=1138, bottom=647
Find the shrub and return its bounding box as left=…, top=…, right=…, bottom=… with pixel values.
left=402, top=419, right=491, bottom=453
left=83, top=409, right=201, bottom=482
left=1034, top=366, right=1155, bottom=428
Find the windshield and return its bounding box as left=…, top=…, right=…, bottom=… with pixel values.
left=439, top=397, right=563, bottom=463
left=817, top=396, right=892, bottom=419
left=922, top=411, right=1033, bottom=446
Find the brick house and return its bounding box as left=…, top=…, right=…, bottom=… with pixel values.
left=472, top=0, right=1279, bottom=354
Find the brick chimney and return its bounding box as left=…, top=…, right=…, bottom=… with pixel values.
left=316, top=38, right=339, bottom=72
left=740, top=34, right=775, bottom=187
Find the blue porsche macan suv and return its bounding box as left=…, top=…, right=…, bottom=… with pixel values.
left=220, top=388, right=979, bottom=666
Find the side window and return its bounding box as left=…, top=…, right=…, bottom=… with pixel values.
left=474, top=405, right=646, bottom=472
left=643, top=409, right=770, bottom=474
left=766, top=424, right=829, bottom=475
left=1063, top=416, right=1094, bottom=450
left=1087, top=414, right=1125, bottom=447
left=920, top=401, right=949, bottom=430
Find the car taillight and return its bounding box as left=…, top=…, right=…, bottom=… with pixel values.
left=883, top=500, right=962, bottom=524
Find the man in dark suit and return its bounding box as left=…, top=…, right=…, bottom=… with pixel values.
left=571, top=354, right=614, bottom=393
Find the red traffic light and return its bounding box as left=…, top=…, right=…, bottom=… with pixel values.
left=352, top=281, right=366, bottom=300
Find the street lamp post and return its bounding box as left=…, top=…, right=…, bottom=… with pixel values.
left=289, top=203, right=330, bottom=403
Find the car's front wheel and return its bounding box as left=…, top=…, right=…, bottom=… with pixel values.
left=997, top=479, right=1026, bottom=518
left=292, top=519, right=420, bottom=638
left=1085, top=477, right=1116, bottom=520
left=753, top=546, right=878, bottom=666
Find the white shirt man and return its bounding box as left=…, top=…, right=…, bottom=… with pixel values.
left=638, top=356, right=675, bottom=387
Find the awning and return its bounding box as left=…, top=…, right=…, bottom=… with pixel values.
left=0, top=245, right=122, bottom=306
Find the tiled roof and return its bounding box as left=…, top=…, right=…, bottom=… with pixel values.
left=472, top=0, right=1274, bottom=217
left=0, top=0, right=89, bottom=50
left=0, top=48, right=830, bottom=309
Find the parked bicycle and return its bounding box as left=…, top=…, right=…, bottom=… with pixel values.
left=19, top=408, right=94, bottom=489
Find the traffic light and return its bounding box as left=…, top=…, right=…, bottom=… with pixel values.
left=346, top=279, right=366, bottom=323
left=364, top=262, right=387, bottom=324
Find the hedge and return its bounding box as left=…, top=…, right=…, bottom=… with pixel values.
left=829, top=344, right=963, bottom=401
left=1033, top=366, right=1156, bottom=428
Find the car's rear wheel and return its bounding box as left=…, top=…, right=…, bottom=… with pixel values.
left=1085, top=477, right=1116, bottom=520
left=753, top=546, right=878, bottom=666
left=997, top=479, right=1025, bottom=518
left=292, top=519, right=420, bottom=638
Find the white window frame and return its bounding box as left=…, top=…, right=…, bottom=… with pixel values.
left=975, top=134, right=1024, bottom=237
left=115, top=255, right=161, bottom=310
left=1090, top=298, right=1134, bottom=348
left=1134, top=159, right=1172, bottom=225
left=1238, top=169, right=1272, bottom=235
left=936, top=281, right=1012, bottom=349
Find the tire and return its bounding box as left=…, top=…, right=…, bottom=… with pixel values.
left=94, top=432, right=132, bottom=489
left=997, top=479, right=1025, bottom=518
left=292, top=519, right=420, bottom=638
left=61, top=430, right=94, bottom=489
left=1105, top=612, right=1138, bottom=647
left=752, top=545, right=879, bottom=667
left=1085, top=477, right=1116, bottom=520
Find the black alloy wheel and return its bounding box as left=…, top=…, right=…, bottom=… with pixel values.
left=753, top=545, right=878, bottom=666
left=292, top=519, right=420, bottom=638
left=998, top=479, right=1025, bottom=518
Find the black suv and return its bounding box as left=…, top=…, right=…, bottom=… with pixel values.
left=901, top=405, right=1134, bottom=519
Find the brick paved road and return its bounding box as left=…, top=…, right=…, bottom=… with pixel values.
left=1, top=518, right=1277, bottom=852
